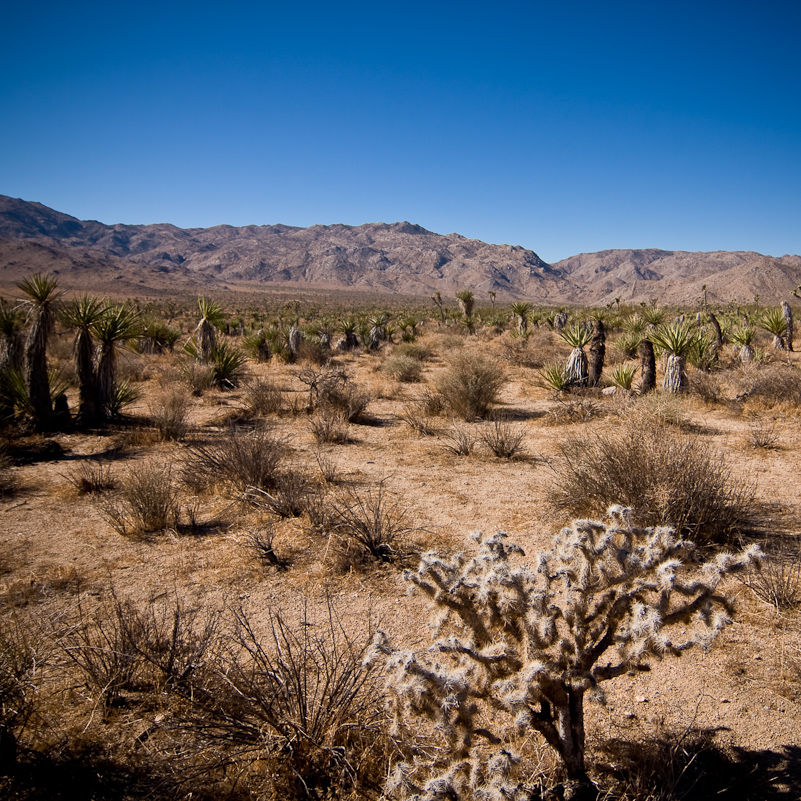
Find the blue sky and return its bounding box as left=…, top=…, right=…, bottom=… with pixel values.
left=1, top=1, right=799, bottom=263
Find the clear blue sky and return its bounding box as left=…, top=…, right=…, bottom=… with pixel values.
left=1, top=0, right=799, bottom=263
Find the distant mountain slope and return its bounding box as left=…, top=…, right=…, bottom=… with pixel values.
left=553, top=249, right=801, bottom=305
left=1, top=195, right=799, bottom=304
left=0, top=195, right=569, bottom=300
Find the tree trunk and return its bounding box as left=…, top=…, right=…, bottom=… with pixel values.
left=197, top=319, right=216, bottom=362
left=740, top=344, right=754, bottom=364
left=25, top=320, right=53, bottom=431
left=96, top=345, right=116, bottom=418
left=639, top=339, right=656, bottom=394
left=707, top=311, right=723, bottom=351
left=588, top=319, right=605, bottom=387
left=663, top=354, right=686, bottom=392
left=517, top=315, right=528, bottom=334
left=75, top=329, right=98, bottom=426
left=783, top=301, right=794, bottom=351
left=566, top=348, right=588, bottom=386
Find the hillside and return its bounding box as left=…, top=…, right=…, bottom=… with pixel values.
left=1, top=194, right=799, bottom=304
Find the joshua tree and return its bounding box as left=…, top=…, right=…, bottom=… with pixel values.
left=455, top=290, right=475, bottom=319
left=431, top=291, right=446, bottom=325
left=587, top=318, right=605, bottom=387
left=17, top=274, right=63, bottom=431
left=636, top=308, right=664, bottom=394
left=195, top=297, right=225, bottom=363
left=488, top=290, right=496, bottom=309
left=649, top=321, right=696, bottom=393
left=730, top=325, right=756, bottom=365
left=336, top=316, right=359, bottom=351
left=368, top=313, right=389, bottom=349
left=371, top=509, right=759, bottom=801
left=560, top=324, right=592, bottom=386
left=758, top=307, right=788, bottom=350
left=62, top=295, right=106, bottom=426
left=510, top=302, right=531, bottom=334
left=0, top=300, right=24, bottom=374
left=93, top=303, right=140, bottom=418
left=782, top=300, right=794, bottom=352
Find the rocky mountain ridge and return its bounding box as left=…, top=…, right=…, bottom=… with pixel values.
left=1, top=194, right=799, bottom=304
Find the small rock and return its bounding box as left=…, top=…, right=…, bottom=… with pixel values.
left=636, top=696, right=648, bottom=703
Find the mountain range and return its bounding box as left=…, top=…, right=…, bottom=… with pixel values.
left=1, top=194, right=799, bottom=305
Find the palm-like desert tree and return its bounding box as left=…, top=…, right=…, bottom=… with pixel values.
left=510, top=302, right=531, bottom=334
left=93, top=303, right=140, bottom=418
left=195, top=297, right=225, bottom=363
left=730, top=325, right=757, bottom=365
left=560, top=323, right=592, bottom=386
left=649, top=321, right=697, bottom=392
left=62, top=295, right=106, bottom=426
left=455, top=290, right=475, bottom=319
left=17, top=274, right=63, bottom=430
left=759, top=307, right=788, bottom=350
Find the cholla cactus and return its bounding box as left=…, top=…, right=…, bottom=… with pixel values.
left=370, top=508, right=760, bottom=800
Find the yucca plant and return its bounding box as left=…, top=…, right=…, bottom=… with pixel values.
left=686, top=331, right=717, bottom=371
left=731, top=325, right=757, bottom=364
left=0, top=299, right=25, bottom=374
left=195, top=297, right=225, bottom=363
left=337, top=316, right=359, bottom=351
left=560, top=323, right=592, bottom=386
left=614, top=329, right=643, bottom=360
left=209, top=341, right=248, bottom=388
left=17, top=274, right=63, bottom=430
left=536, top=362, right=571, bottom=393
left=758, top=307, right=788, bottom=350
left=93, top=303, right=141, bottom=418
left=455, top=289, right=475, bottom=319
left=611, top=363, right=638, bottom=390
left=138, top=318, right=180, bottom=354
left=62, top=295, right=106, bottom=426
left=648, top=321, right=697, bottom=392
left=510, top=301, right=531, bottom=334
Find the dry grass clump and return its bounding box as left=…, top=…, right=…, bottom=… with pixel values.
left=747, top=417, right=779, bottom=449
left=737, top=363, right=801, bottom=407
left=544, top=397, right=602, bottom=426
left=0, top=449, right=18, bottom=497
left=148, top=386, right=191, bottom=441
left=687, top=369, right=727, bottom=405
left=743, top=533, right=801, bottom=611
left=548, top=423, right=754, bottom=545
left=479, top=415, right=527, bottom=459
left=183, top=426, right=288, bottom=493
left=395, top=398, right=437, bottom=436
left=241, top=376, right=284, bottom=417
left=439, top=423, right=476, bottom=456
left=64, top=457, right=116, bottom=494
left=434, top=349, right=506, bottom=420
left=96, top=460, right=181, bottom=536
left=392, top=342, right=433, bottom=362
left=624, top=391, right=692, bottom=430
left=309, top=408, right=350, bottom=444
left=299, top=366, right=370, bottom=422
left=330, top=481, right=415, bottom=564
left=380, top=354, right=423, bottom=383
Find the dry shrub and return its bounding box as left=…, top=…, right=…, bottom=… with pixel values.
left=299, top=366, right=370, bottom=422
left=381, top=354, right=422, bottom=383
left=148, top=386, right=190, bottom=441
left=595, top=726, right=759, bottom=800
left=737, top=363, right=801, bottom=407
left=479, top=416, right=527, bottom=459
left=747, top=417, right=779, bottom=449
left=0, top=614, right=42, bottom=768
left=241, top=376, right=284, bottom=416
left=688, top=369, right=726, bottom=405
left=743, top=534, right=801, bottom=611
left=0, top=449, right=16, bottom=497
left=179, top=603, right=389, bottom=801
left=392, top=342, right=432, bottom=362
left=439, top=423, right=476, bottom=456
left=183, top=427, right=287, bottom=493
left=395, top=399, right=436, bottom=436
left=242, top=526, right=289, bottom=570
left=97, top=460, right=180, bottom=537
left=545, top=398, right=602, bottom=426
left=625, top=391, right=692, bottom=431
left=64, top=458, right=116, bottom=494
left=434, top=349, right=506, bottom=421
left=548, top=423, right=754, bottom=545
left=56, top=592, right=221, bottom=712
left=178, top=359, right=215, bottom=396
left=246, top=471, right=313, bottom=519
left=496, top=332, right=546, bottom=368
left=315, top=450, right=339, bottom=484
left=309, top=408, right=350, bottom=444
left=331, top=481, right=415, bottom=564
